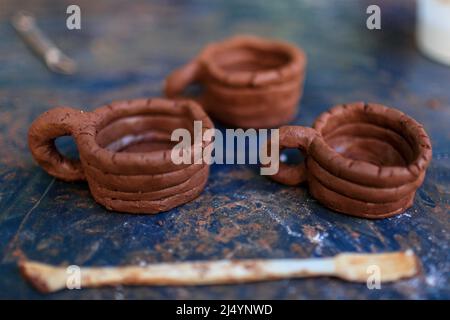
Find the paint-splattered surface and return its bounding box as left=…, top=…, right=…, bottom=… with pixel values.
left=0, top=0, right=449, bottom=299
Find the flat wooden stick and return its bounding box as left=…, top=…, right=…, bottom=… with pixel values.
left=19, top=251, right=418, bottom=293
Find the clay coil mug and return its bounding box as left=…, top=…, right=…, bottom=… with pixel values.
left=266, top=102, right=432, bottom=219
left=164, top=35, right=306, bottom=128
left=28, top=98, right=213, bottom=214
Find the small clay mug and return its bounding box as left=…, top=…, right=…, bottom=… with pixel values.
left=164, top=35, right=306, bottom=128
left=266, top=102, right=432, bottom=219
left=28, top=98, right=213, bottom=214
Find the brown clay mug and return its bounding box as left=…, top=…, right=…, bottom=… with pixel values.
left=266, top=102, right=432, bottom=219
left=164, top=35, right=306, bottom=128
left=28, top=98, right=213, bottom=214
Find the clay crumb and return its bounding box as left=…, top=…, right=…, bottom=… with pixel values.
left=426, top=99, right=442, bottom=110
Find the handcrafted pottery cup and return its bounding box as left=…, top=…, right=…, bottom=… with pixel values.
left=266, top=102, right=432, bottom=219
left=164, top=35, right=306, bottom=128
left=28, top=98, right=213, bottom=214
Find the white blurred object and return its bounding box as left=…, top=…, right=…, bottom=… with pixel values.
left=417, top=0, right=450, bottom=66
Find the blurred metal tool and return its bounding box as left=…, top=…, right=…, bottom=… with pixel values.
left=11, top=11, right=76, bottom=75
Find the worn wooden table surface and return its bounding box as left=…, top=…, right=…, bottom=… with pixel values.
left=0, top=0, right=449, bottom=299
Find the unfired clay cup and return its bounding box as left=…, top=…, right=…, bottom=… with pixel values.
left=164, top=35, right=306, bottom=128
left=266, top=102, right=432, bottom=219
left=28, top=98, right=213, bottom=214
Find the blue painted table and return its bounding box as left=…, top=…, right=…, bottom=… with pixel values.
left=0, top=0, right=448, bottom=299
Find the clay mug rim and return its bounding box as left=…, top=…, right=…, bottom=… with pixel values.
left=28, top=98, right=213, bottom=182
left=164, top=34, right=307, bottom=101
left=266, top=102, right=432, bottom=218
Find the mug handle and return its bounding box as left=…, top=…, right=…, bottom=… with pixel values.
left=28, top=107, right=86, bottom=181
left=164, top=59, right=204, bottom=104
left=267, top=126, right=318, bottom=186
